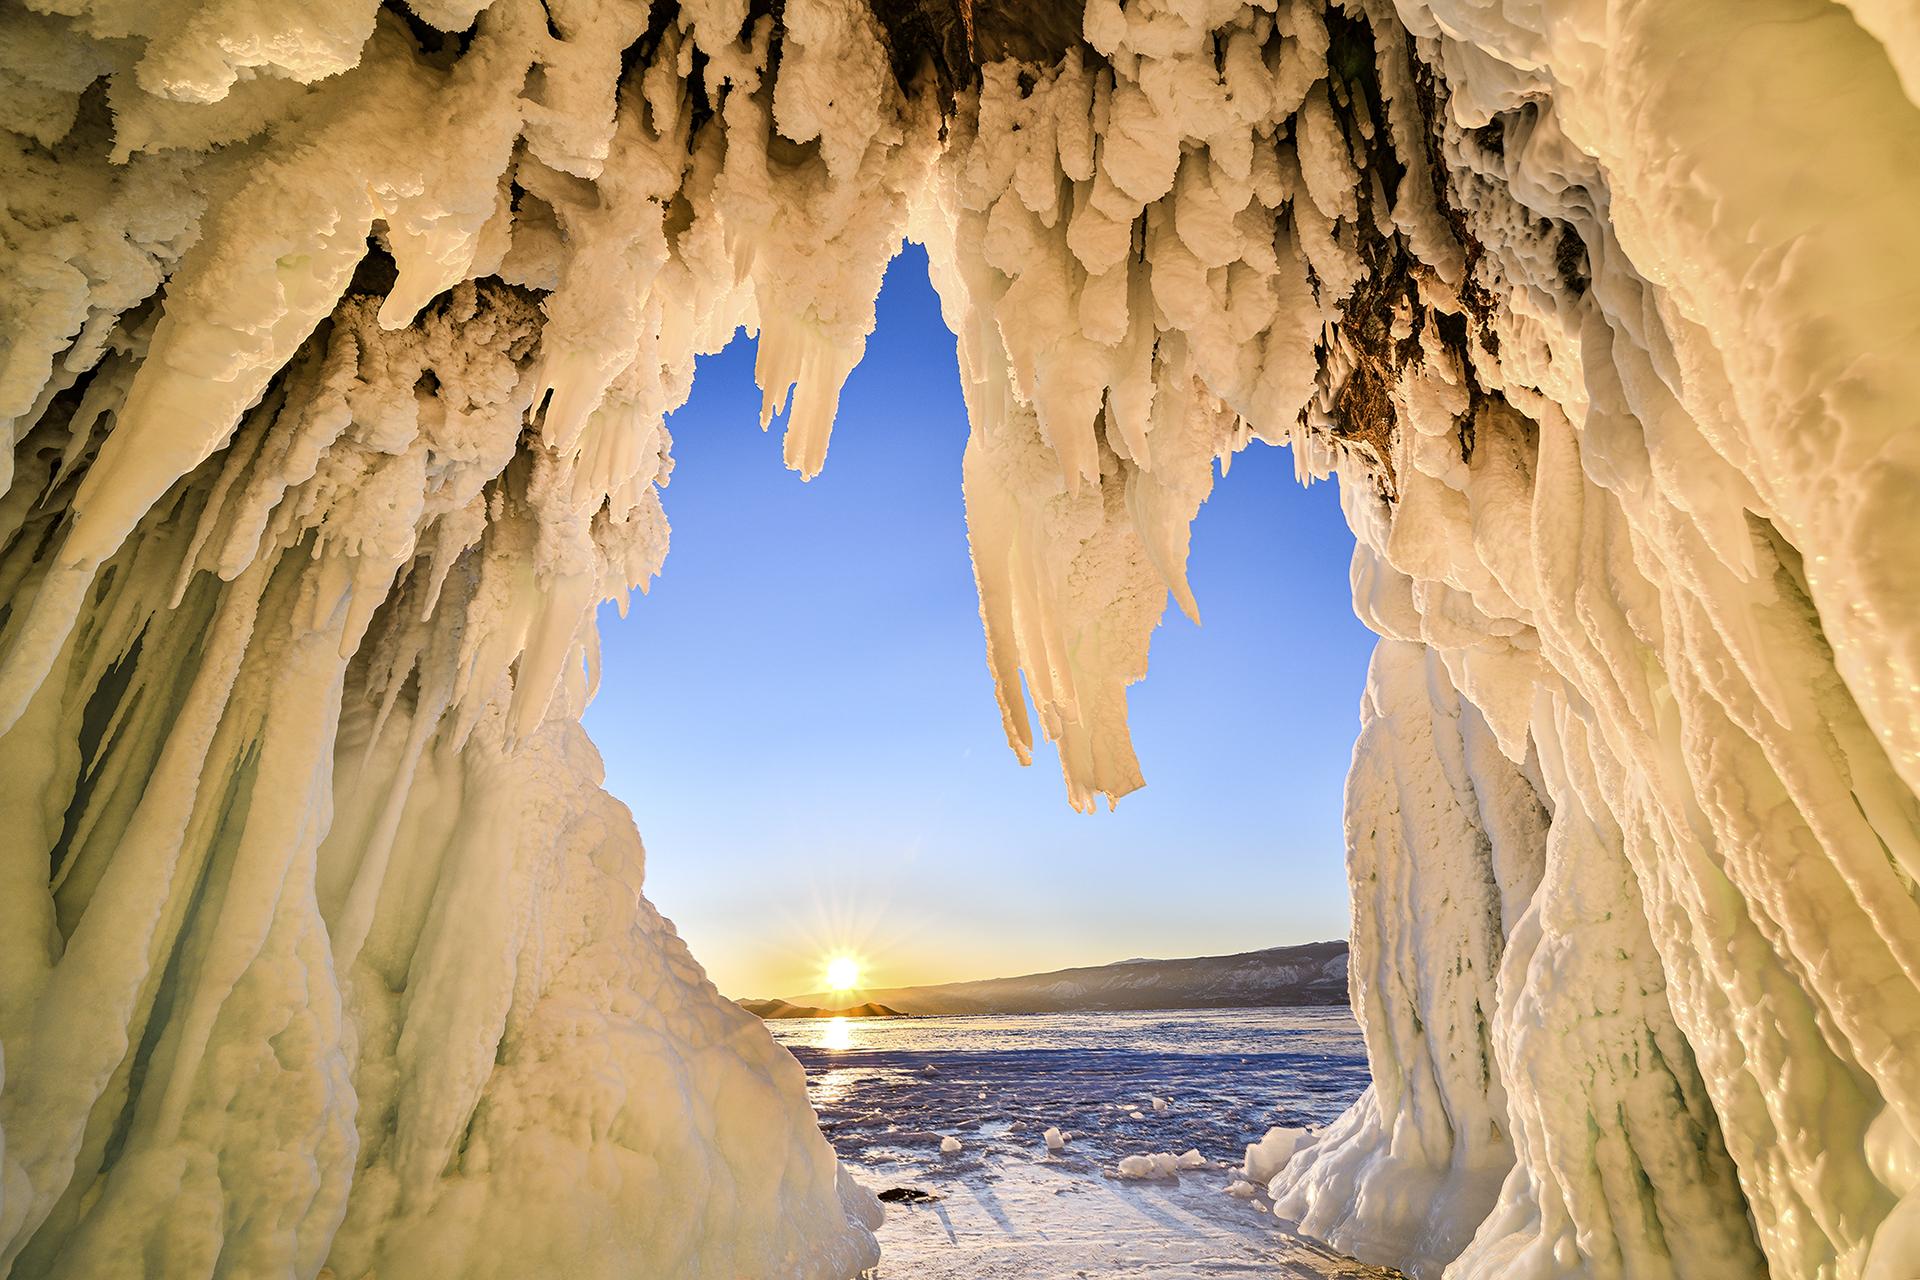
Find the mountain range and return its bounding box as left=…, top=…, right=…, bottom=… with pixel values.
left=738, top=999, right=907, bottom=1020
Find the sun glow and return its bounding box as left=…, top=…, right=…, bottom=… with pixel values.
left=826, top=955, right=861, bottom=991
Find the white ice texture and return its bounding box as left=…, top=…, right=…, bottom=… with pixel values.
left=2, top=0, right=1919, bottom=1278
left=1117, top=1152, right=1184, bottom=1180
left=1243, top=1126, right=1306, bottom=1186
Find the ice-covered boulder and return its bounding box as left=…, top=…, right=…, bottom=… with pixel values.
left=1242, top=1126, right=1308, bottom=1185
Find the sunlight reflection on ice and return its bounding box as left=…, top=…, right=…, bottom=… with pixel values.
left=823, top=1016, right=852, bottom=1051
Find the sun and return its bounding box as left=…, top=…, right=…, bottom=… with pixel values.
left=825, top=955, right=861, bottom=992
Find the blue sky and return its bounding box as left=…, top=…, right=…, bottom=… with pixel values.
left=582, top=245, right=1375, bottom=999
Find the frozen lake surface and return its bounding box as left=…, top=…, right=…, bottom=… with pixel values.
left=771, top=1007, right=1397, bottom=1278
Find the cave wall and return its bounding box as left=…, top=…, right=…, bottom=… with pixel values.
left=0, top=1, right=913, bottom=1272
left=1261, top=3, right=1920, bottom=1276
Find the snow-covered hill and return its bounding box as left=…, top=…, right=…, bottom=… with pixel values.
left=793, top=942, right=1350, bottom=1015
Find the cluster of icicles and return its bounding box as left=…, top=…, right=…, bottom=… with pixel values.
left=3, top=0, right=1920, bottom=1277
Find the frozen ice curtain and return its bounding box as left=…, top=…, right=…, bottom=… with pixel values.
left=3, top=0, right=1919, bottom=1277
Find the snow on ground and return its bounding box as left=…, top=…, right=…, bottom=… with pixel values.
left=866, top=1152, right=1395, bottom=1279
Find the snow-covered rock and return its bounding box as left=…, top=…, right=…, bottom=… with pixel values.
left=1242, top=1126, right=1307, bottom=1185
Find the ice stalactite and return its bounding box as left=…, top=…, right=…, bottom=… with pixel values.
left=915, top=0, right=1352, bottom=811
left=4, top=0, right=1920, bottom=1277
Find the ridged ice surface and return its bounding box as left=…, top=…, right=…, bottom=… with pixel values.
left=2, top=0, right=1919, bottom=1277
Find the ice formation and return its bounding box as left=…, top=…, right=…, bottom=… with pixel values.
left=3, top=0, right=1919, bottom=1277
left=1116, top=1151, right=1183, bottom=1179
left=1243, top=1125, right=1307, bottom=1185
left=0, top=0, right=913, bottom=1275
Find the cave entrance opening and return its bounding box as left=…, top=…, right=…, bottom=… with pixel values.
left=579, top=242, right=1375, bottom=1009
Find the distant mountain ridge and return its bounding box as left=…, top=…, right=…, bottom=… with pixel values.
left=786, top=940, right=1350, bottom=1016
left=739, top=998, right=907, bottom=1020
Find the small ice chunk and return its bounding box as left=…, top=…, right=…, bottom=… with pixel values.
left=1116, top=1152, right=1181, bottom=1179
left=1226, top=1180, right=1261, bottom=1199
left=940, top=1136, right=963, bottom=1154
left=1044, top=1126, right=1067, bottom=1151
left=1151, top=1097, right=1169, bottom=1113
left=1175, top=1149, right=1206, bottom=1169
left=1242, top=1126, right=1307, bottom=1183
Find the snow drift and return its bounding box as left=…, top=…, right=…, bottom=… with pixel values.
left=2, top=0, right=1918, bottom=1278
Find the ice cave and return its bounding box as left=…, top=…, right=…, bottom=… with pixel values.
left=2, top=0, right=1918, bottom=1276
